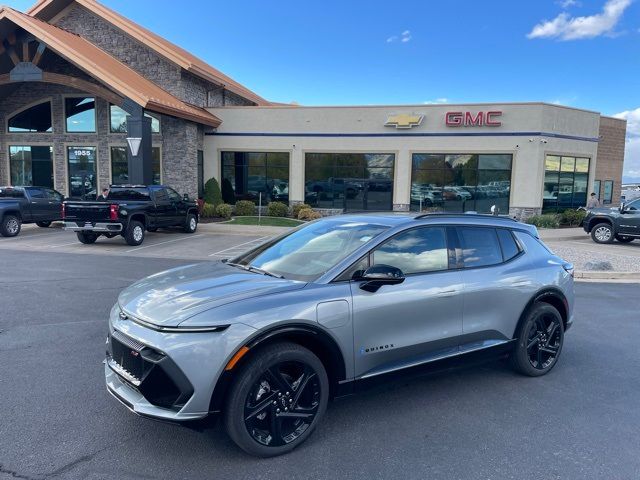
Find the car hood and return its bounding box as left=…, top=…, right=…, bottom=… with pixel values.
left=118, top=262, right=306, bottom=327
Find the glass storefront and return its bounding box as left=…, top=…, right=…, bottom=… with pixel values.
left=305, top=153, right=395, bottom=211
left=9, top=146, right=54, bottom=187
left=8, top=102, right=52, bottom=133
left=603, top=180, right=613, bottom=205
left=221, top=152, right=290, bottom=204
left=110, top=146, right=161, bottom=185
left=65, top=97, right=96, bottom=133
left=410, top=153, right=511, bottom=213
left=67, top=146, right=97, bottom=199
left=109, top=105, right=161, bottom=133
left=543, top=155, right=590, bottom=211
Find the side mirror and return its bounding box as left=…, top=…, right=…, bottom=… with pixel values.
left=620, top=202, right=626, bottom=213
left=183, top=193, right=189, bottom=201
left=358, top=264, right=405, bottom=292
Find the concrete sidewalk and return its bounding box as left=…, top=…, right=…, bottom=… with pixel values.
left=197, top=222, right=291, bottom=237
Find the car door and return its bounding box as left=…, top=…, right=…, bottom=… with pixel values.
left=166, top=187, right=186, bottom=225
left=151, top=188, right=175, bottom=227
left=25, top=188, right=50, bottom=222
left=455, top=226, right=536, bottom=345
left=44, top=189, right=64, bottom=220
left=350, top=226, right=464, bottom=379
left=619, top=198, right=640, bottom=236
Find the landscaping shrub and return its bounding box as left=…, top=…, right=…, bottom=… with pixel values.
left=291, top=203, right=312, bottom=219
left=221, top=178, right=236, bottom=204
left=203, top=178, right=222, bottom=206
left=215, top=203, right=233, bottom=220
left=200, top=202, right=216, bottom=218
left=560, top=209, right=586, bottom=227
left=234, top=200, right=256, bottom=216
left=525, top=214, right=560, bottom=229
left=267, top=201, right=289, bottom=217
left=298, top=208, right=322, bottom=221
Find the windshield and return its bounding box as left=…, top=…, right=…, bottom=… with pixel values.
left=231, top=219, right=390, bottom=282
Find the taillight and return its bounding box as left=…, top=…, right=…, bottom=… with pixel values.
left=109, top=204, right=118, bottom=221
left=61, top=203, right=65, bottom=219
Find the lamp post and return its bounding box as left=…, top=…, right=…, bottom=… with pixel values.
left=126, top=137, right=142, bottom=157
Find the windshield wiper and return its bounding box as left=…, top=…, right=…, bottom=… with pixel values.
left=224, top=261, right=283, bottom=279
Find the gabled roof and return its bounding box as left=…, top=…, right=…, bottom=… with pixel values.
left=0, top=7, right=221, bottom=126
left=27, top=0, right=269, bottom=105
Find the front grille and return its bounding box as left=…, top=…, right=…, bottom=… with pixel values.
left=110, top=334, right=147, bottom=384
left=112, top=329, right=145, bottom=351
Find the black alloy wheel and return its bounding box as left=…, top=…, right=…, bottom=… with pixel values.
left=511, top=303, right=564, bottom=377
left=224, top=342, right=329, bottom=457
left=0, top=214, right=21, bottom=237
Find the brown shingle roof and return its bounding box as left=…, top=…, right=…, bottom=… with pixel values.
left=0, top=7, right=221, bottom=127
left=27, top=0, right=269, bottom=105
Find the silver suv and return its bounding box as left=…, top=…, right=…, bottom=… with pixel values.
left=105, top=213, right=575, bottom=456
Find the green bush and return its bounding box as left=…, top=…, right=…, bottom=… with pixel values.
left=298, top=208, right=322, bottom=221
left=221, top=178, right=236, bottom=204
left=560, top=209, right=586, bottom=227
left=526, top=214, right=561, bottom=229
left=215, top=203, right=233, bottom=220
left=200, top=202, right=216, bottom=218
left=203, top=178, right=222, bottom=206
left=234, top=200, right=256, bottom=216
left=291, top=203, right=312, bottom=219
left=267, top=201, right=289, bottom=217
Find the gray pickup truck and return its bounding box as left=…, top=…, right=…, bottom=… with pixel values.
left=583, top=197, right=640, bottom=243
left=0, top=186, right=64, bottom=237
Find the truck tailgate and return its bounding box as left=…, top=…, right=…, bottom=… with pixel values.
left=64, top=202, right=112, bottom=221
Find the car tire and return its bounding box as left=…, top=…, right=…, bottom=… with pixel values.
left=615, top=235, right=634, bottom=243
left=590, top=222, right=614, bottom=244
left=36, top=221, right=52, bottom=228
left=510, top=303, right=564, bottom=377
left=224, top=342, right=329, bottom=458
left=183, top=214, right=197, bottom=233
left=124, top=221, right=145, bottom=246
left=76, top=232, right=98, bottom=244
left=1, top=214, right=21, bottom=237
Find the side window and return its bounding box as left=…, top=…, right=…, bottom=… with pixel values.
left=45, top=189, right=63, bottom=202
left=28, top=188, right=46, bottom=199
left=166, top=188, right=181, bottom=202
left=154, top=188, right=169, bottom=202
left=458, top=227, right=503, bottom=268
left=496, top=229, right=521, bottom=261
left=372, top=227, right=448, bottom=275
left=627, top=199, right=640, bottom=211
left=335, top=255, right=370, bottom=282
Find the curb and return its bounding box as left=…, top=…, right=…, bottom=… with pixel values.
left=574, top=271, right=640, bottom=281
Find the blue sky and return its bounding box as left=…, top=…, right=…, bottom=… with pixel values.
left=6, top=0, right=640, bottom=179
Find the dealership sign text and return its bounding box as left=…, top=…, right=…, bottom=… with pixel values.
left=445, top=111, right=502, bottom=127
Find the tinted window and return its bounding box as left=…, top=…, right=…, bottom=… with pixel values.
left=0, top=188, right=25, bottom=198
left=166, top=188, right=181, bottom=202
left=45, top=189, right=64, bottom=202
left=8, top=102, right=52, bottom=132
left=65, top=97, right=96, bottom=132
left=108, top=188, right=150, bottom=200
left=497, top=229, right=521, bottom=261
left=458, top=227, right=502, bottom=268
left=372, top=227, right=448, bottom=274
left=28, top=188, right=46, bottom=199
left=627, top=199, right=640, bottom=211
left=154, top=189, right=169, bottom=202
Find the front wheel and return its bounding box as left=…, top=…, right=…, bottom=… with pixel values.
left=591, top=223, right=614, bottom=244
left=510, top=303, right=564, bottom=377
left=615, top=234, right=634, bottom=243
left=1, top=215, right=21, bottom=237
left=224, top=342, right=329, bottom=457
left=124, top=221, right=145, bottom=246
left=76, top=232, right=98, bottom=244
left=183, top=214, right=197, bottom=233
left=36, top=221, right=51, bottom=228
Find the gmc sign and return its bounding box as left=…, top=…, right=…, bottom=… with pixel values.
left=445, top=111, right=502, bottom=127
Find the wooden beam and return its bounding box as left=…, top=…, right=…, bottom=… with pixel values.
left=7, top=47, right=20, bottom=66
left=32, top=42, right=46, bottom=66
left=22, top=42, right=30, bottom=62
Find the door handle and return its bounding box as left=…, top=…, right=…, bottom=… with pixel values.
left=437, top=289, right=457, bottom=297
left=510, top=281, right=530, bottom=287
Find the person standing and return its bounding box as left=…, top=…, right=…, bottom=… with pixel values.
left=587, top=192, right=601, bottom=209
left=96, top=188, right=110, bottom=201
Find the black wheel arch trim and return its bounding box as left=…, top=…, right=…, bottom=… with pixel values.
left=587, top=217, right=613, bottom=232
left=126, top=213, right=148, bottom=229
left=512, top=287, right=569, bottom=339
left=208, top=323, right=347, bottom=413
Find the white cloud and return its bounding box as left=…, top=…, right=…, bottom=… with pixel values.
left=527, top=0, right=632, bottom=40
left=424, top=98, right=449, bottom=104
left=557, top=0, right=581, bottom=8
left=386, top=36, right=397, bottom=43
left=387, top=30, right=411, bottom=43
left=613, top=107, right=640, bottom=177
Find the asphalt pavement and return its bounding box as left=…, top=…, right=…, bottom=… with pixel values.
left=1, top=247, right=640, bottom=479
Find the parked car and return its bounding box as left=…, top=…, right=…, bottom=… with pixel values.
left=105, top=212, right=574, bottom=457
left=583, top=197, right=640, bottom=243
left=62, top=185, right=198, bottom=246
left=0, top=186, right=64, bottom=237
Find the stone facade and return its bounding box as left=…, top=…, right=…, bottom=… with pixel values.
left=596, top=116, right=627, bottom=205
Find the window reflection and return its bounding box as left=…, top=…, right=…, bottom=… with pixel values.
left=65, top=97, right=96, bottom=133
left=110, top=146, right=161, bottom=185
left=222, top=152, right=290, bottom=204
left=543, top=155, right=591, bottom=211
left=373, top=227, right=448, bottom=274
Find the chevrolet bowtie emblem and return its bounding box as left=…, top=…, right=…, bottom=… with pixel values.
left=384, top=113, right=424, bottom=129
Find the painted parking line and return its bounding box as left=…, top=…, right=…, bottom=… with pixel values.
left=3, top=230, right=65, bottom=242
left=208, top=236, right=270, bottom=257
left=125, top=234, right=204, bottom=253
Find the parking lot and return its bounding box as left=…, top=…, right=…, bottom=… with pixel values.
left=2, top=228, right=640, bottom=479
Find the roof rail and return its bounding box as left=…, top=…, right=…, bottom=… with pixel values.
left=414, top=212, right=518, bottom=222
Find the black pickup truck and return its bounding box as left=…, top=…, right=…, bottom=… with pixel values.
left=583, top=197, right=640, bottom=244
left=0, top=186, right=64, bottom=237
left=62, top=185, right=198, bottom=246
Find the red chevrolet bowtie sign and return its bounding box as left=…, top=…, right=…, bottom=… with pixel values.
left=445, top=111, right=502, bottom=127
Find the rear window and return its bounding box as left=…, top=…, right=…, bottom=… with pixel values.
left=458, top=227, right=503, bottom=268
left=108, top=188, right=150, bottom=200
left=497, top=229, right=521, bottom=261
left=0, top=188, right=24, bottom=198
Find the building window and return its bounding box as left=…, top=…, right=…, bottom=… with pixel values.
left=410, top=153, right=511, bottom=213
left=543, top=155, right=590, bottom=211
left=109, top=105, right=160, bottom=134
left=305, top=153, right=395, bottom=211
left=603, top=180, right=614, bottom=205
left=593, top=180, right=601, bottom=201
left=221, top=152, right=290, bottom=204
left=8, top=102, right=52, bottom=133
left=110, top=146, right=161, bottom=185
left=67, top=146, right=97, bottom=199
left=65, top=97, right=96, bottom=133
left=9, top=146, right=53, bottom=187
left=197, top=150, right=204, bottom=198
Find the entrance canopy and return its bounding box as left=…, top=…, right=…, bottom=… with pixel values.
left=0, top=6, right=221, bottom=127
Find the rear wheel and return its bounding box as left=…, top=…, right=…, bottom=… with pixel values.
left=76, top=232, right=98, bottom=244
left=510, top=303, right=564, bottom=377
left=0, top=214, right=21, bottom=237
left=124, top=220, right=145, bottom=246
left=591, top=222, right=614, bottom=244
left=36, top=221, right=51, bottom=228
left=183, top=214, right=197, bottom=233
left=224, top=342, right=329, bottom=457
left=615, top=234, right=634, bottom=243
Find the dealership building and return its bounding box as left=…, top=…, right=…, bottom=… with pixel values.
left=0, top=0, right=627, bottom=217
